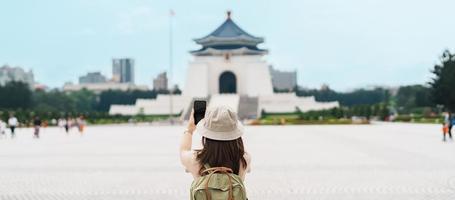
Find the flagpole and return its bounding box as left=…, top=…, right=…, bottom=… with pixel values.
left=169, top=9, right=174, bottom=124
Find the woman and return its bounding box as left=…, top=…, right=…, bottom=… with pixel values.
left=33, top=116, right=42, bottom=138
left=180, top=106, right=251, bottom=199
left=8, top=114, right=18, bottom=138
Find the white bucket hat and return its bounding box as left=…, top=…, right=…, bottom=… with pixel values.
left=194, top=106, right=244, bottom=141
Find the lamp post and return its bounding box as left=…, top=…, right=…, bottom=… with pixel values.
left=169, top=9, right=175, bottom=124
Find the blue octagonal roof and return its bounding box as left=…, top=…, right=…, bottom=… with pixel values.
left=194, top=12, right=264, bottom=46
left=192, top=12, right=266, bottom=56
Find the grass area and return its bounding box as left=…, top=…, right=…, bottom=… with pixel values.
left=392, top=115, right=442, bottom=124
left=257, top=118, right=357, bottom=125
left=87, top=114, right=181, bottom=125
left=256, top=113, right=367, bottom=125
left=260, top=112, right=445, bottom=125
left=86, top=113, right=442, bottom=126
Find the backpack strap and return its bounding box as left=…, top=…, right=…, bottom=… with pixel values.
left=202, top=167, right=234, bottom=200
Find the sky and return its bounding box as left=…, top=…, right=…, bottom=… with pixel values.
left=1, top=0, right=455, bottom=91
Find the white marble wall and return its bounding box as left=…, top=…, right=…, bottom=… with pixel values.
left=109, top=95, right=191, bottom=116
left=258, top=93, right=339, bottom=114
left=183, top=55, right=274, bottom=97
left=110, top=55, right=339, bottom=117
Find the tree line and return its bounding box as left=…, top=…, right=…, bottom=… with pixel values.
left=296, top=87, right=390, bottom=106
left=0, top=83, right=181, bottom=123
left=1, top=49, right=454, bottom=122
left=0, top=80, right=441, bottom=121
left=290, top=50, right=455, bottom=119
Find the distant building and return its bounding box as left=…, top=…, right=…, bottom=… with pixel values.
left=63, top=82, right=148, bottom=93
left=110, top=12, right=338, bottom=118
left=153, top=72, right=168, bottom=91
left=112, top=58, right=134, bottom=83
left=63, top=58, right=143, bottom=93
left=0, top=65, right=34, bottom=87
left=269, top=66, right=297, bottom=91
left=79, top=72, right=107, bottom=84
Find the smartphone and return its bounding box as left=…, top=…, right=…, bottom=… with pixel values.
left=193, top=100, right=207, bottom=125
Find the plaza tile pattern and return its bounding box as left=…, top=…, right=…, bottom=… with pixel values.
left=0, top=123, right=454, bottom=199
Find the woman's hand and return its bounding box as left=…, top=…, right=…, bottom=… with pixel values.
left=180, top=110, right=195, bottom=158
left=186, top=109, right=196, bottom=134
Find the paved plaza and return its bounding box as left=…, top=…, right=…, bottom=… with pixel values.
left=1, top=123, right=455, bottom=200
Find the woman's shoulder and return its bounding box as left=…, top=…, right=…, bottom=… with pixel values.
left=181, top=150, right=201, bottom=177
left=180, top=150, right=199, bottom=166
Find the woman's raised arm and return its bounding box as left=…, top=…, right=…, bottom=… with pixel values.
left=179, top=110, right=196, bottom=165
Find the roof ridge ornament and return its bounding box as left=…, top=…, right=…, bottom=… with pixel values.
left=227, top=10, right=231, bottom=19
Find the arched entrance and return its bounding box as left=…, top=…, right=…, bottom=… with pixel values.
left=219, top=71, right=237, bottom=94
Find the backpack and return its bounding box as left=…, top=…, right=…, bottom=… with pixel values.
left=190, top=165, right=247, bottom=200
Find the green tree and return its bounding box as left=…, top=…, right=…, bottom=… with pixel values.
left=395, top=85, right=433, bottom=113
left=296, top=87, right=390, bottom=106
left=68, top=89, right=97, bottom=112
left=429, top=50, right=455, bottom=112
left=380, top=104, right=389, bottom=120
left=0, top=81, right=32, bottom=109
left=33, top=89, right=76, bottom=112
left=97, top=90, right=157, bottom=112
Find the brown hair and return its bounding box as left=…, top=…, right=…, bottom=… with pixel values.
left=196, top=137, right=247, bottom=175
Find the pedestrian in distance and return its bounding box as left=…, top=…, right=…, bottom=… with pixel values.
left=442, top=112, right=452, bottom=142
left=57, top=118, right=64, bottom=130
left=442, top=122, right=449, bottom=142
left=448, top=113, right=454, bottom=140
left=64, top=117, right=71, bottom=134
left=180, top=106, right=251, bottom=200
left=0, top=119, right=6, bottom=138
left=33, top=116, right=42, bottom=139
left=8, top=114, right=18, bottom=138
left=77, top=115, right=86, bottom=135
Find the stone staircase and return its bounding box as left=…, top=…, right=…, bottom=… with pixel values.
left=181, top=94, right=259, bottom=120
left=238, top=96, right=259, bottom=120
left=208, top=94, right=240, bottom=113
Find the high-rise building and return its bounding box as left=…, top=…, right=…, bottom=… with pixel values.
left=0, top=65, right=34, bottom=87
left=269, top=66, right=297, bottom=92
left=79, top=72, right=107, bottom=84
left=153, top=72, right=168, bottom=91
left=112, top=58, right=134, bottom=83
